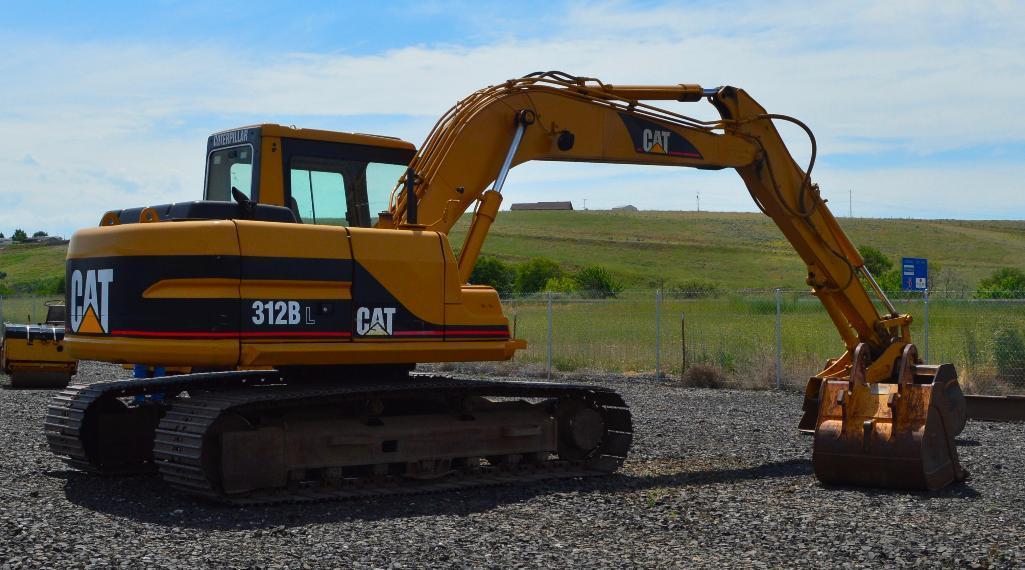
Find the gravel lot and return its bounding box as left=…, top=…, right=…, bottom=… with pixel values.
left=1, top=360, right=1023, bottom=569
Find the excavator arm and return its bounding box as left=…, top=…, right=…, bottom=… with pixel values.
left=383, top=72, right=892, bottom=363
left=382, top=72, right=967, bottom=490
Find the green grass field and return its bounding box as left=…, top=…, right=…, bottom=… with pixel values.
left=501, top=292, right=1025, bottom=393
left=450, top=211, right=1025, bottom=289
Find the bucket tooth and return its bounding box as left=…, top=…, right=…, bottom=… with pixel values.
left=812, top=343, right=968, bottom=491
left=798, top=377, right=823, bottom=432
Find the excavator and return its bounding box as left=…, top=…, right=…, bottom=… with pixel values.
left=45, top=72, right=967, bottom=503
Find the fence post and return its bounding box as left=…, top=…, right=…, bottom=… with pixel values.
left=680, top=313, right=687, bottom=380
left=655, top=289, right=662, bottom=381
left=775, top=288, right=783, bottom=390
left=923, top=288, right=929, bottom=363
left=546, top=291, right=553, bottom=380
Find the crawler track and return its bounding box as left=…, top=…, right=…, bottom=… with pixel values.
left=45, top=371, right=632, bottom=504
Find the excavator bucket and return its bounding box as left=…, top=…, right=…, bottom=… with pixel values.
left=813, top=344, right=968, bottom=491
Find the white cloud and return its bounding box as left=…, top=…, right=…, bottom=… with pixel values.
left=0, top=1, right=1024, bottom=237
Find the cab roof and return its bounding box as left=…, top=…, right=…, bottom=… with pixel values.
left=210, top=124, right=417, bottom=151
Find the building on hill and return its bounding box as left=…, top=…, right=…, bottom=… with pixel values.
left=611, top=205, right=638, bottom=211
left=510, top=201, right=574, bottom=211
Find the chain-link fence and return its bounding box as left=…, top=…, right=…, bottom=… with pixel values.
left=3, top=291, right=1023, bottom=394
left=0, top=295, right=64, bottom=328
left=505, top=289, right=1025, bottom=395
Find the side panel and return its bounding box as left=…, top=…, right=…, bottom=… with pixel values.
left=65, top=221, right=522, bottom=368
left=237, top=226, right=522, bottom=366
left=64, top=221, right=241, bottom=365
left=438, top=234, right=510, bottom=341
left=236, top=221, right=354, bottom=345
left=347, top=228, right=445, bottom=341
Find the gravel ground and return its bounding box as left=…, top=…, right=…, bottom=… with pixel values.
left=1, top=361, right=1023, bottom=569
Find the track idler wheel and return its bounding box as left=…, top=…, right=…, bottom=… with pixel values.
left=556, top=398, right=606, bottom=461
left=812, top=343, right=968, bottom=490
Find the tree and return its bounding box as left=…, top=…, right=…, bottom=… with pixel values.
left=0, top=232, right=5, bottom=239
left=515, top=257, right=562, bottom=295
left=11, top=229, right=27, bottom=242
left=574, top=265, right=623, bottom=298
left=857, top=245, right=892, bottom=277
left=32, top=230, right=48, bottom=238
left=930, top=265, right=969, bottom=297
left=976, top=267, right=1025, bottom=299
left=469, top=256, right=516, bottom=297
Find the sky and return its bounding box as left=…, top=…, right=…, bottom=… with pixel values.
left=1, top=0, right=1024, bottom=237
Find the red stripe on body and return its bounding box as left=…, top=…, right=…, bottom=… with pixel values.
left=110, top=330, right=352, bottom=339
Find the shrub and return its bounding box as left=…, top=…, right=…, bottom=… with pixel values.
left=976, top=267, right=1025, bottom=299
left=469, top=256, right=516, bottom=297
left=993, top=328, right=1025, bottom=384
left=680, top=364, right=726, bottom=388
left=543, top=276, right=579, bottom=294
left=574, top=265, right=623, bottom=299
left=875, top=269, right=902, bottom=294
left=515, top=257, right=562, bottom=295
left=667, top=280, right=721, bottom=299
left=32, top=230, right=48, bottom=238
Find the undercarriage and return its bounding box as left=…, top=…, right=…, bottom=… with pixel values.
left=45, top=370, right=632, bottom=504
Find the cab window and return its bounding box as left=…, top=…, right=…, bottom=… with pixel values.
left=290, top=168, right=347, bottom=225
left=366, top=162, right=407, bottom=220
left=205, top=145, right=253, bottom=201
left=282, top=138, right=414, bottom=227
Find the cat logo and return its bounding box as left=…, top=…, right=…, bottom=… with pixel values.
left=69, top=268, right=114, bottom=334
left=642, top=129, right=672, bottom=154
left=355, top=307, right=397, bottom=336
left=618, top=113, right=703, bottom=159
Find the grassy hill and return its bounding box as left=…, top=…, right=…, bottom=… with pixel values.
left=0, top=243, right=68, bottom=294
left=449, top=211, right=1025, bottom=290
left=2, top=212, right=1023, bottom=293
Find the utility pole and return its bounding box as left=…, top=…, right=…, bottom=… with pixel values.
left=583, top=198, right=587, bottom=211
left=849, top=189, right=853, bottom=218
left=696, top=191, right=701, bottom=212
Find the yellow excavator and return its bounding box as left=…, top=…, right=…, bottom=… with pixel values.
left=45, top=72, right=967, bottom=502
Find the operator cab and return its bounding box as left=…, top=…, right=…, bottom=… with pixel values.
left=204, top=124, right=416, bottom=227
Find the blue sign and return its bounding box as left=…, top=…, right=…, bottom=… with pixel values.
left=901, top=257, right=928, bottom=291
